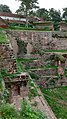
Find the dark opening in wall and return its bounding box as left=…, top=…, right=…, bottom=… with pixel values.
left=23, top=81, right=27, bottom=87
left=18, top=85, right=20, bottom=95
left=14, top=85, right=20, bottom=96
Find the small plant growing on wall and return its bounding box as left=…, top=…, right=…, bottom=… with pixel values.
left=28, top=80, right=38, bottom=100
left=16, top=38, right=27, bottom=56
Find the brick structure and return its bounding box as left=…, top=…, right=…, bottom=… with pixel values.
left=33, top=21, right=54, bottom=30
left=4, top=72, right=29, bottom=104
left=59, top=21, right=67, bottom=31
left=0, top=12, right=26, bottom=26
left=0, top=17, right=8, bottom=28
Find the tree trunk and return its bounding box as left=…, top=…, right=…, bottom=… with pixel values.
left=26, top=8, right=28, bottom=28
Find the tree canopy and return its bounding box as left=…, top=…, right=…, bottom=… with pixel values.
left=63, top=8, right=67, bottom=20
left=36, top=8, right=50, bottom=20
left=18, top=0, right=39, bottom=11
left=49, top=8, right=62, bottom=30
left=49, top=8, right=61, bottom=22
left=0, top=4, right=12, bottom=13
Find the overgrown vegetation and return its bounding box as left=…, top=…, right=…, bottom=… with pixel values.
left=16, top=38, right=27, bottom=56
left=0, top=103, right=19, bottom=119
left=20, top=99, right=45, bottom=119
left=28, top=79, right=38, bottom=100
left=0, top=98, right=45, bottom=119
left=41, top=86, right=67, bottom=119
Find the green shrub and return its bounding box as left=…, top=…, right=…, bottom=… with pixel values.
left=28, top=80, right=38, bottom=100
left=0, top=103, right=19, bottom=119
left=20, top=99, right=45, bottom=119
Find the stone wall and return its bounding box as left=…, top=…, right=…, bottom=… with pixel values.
left=4, top=30, right=67, bottom=87
left=5, top=30, right=67, bottom=54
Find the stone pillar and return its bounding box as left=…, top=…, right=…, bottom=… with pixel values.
left=27, top=43, right=33, bottom=55
left=8, top=88, right=13, bottom=103
left=20, top=82, right=28, bottom=97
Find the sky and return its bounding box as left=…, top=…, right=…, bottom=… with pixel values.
left=0, top=0, right=67, bottom=13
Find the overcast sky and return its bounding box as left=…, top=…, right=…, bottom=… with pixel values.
left=0, top=0, right=67, bottom=13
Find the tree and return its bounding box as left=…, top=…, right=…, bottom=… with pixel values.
left=0, top=4, right=12, bottom=13
left=49, top=8, right=61, bottom=21
left=36, top=8, right=50, bottom=20
left=62, top=8, right=67, bottom=20
left=29, top=10, right=36, bottom=17
left=16, top=5, right=26, bottom=15
left=17, top=0, right=39, bottom=27
left=49, top=8, right=62, bottom=30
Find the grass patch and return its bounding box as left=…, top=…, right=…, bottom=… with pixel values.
left=41, top=86, right=67, bottom=119
left=17, top=58, right=37, bottom=63
left=0, top=31, right=9, bottom=44
left=43, top=49, right=67, bottom=53
left=16, top=59, right=25, bottom=73
left=29, top=66, right=57, bottom=71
